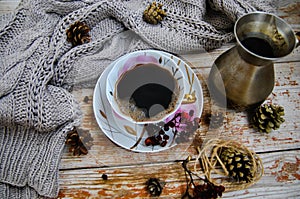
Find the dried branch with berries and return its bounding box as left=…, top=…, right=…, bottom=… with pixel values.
left=181, top=156, right=225, bottom=199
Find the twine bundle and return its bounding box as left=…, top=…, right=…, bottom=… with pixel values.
left=195, top=139, right=264, bottom=191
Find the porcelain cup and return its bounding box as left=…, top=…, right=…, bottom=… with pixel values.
left=106, top=50, right=186, bottom=124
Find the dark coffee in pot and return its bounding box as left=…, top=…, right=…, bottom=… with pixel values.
left=241, top=37, right=275, bottom=58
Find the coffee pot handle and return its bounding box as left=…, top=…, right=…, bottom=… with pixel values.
left=296, top=32, right=300, bottom=48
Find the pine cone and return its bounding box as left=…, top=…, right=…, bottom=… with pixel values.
left=219, top=147, right=254, bottom=182
left=209, top=112, right=224, bottom=129
left=252, top=104, right=285, bottom=133
left=79, top=128, right=94, bottom=150
left=143, top=2, right=167, bottom=25
left=66, top=128, right=88, bottom=156
left=146, top=178, right=163, bottom=197
left=66, top=21, right=91, bottom=47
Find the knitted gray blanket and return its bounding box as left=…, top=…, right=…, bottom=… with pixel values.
left=0, top=0, right=274, bottom=198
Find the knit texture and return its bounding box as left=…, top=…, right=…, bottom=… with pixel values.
left=0, top=0, right=274, bottom=198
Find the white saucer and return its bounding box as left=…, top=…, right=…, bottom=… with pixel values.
left=93, top=51, right=203, bottom=152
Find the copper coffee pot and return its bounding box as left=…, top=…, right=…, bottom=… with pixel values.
left=208, top=12, right=300, bottom=110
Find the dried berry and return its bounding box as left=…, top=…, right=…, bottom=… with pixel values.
left=160, top=140, right=167, bottom=147
left=144, top=134, right=168, bottom=147
left=163, top=134, right=169, bottom=140
left=66, top=21, right=91, bottom=46
left=145, top=136, right=159, bottom=146
left=101, top=174, right=108, bottom=180
left=163, top=125, right=170, bottom=131
left=143, top=2, right=167, bottom=25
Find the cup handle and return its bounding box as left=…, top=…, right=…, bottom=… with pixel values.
left=296, top=32, right=300, bottom=48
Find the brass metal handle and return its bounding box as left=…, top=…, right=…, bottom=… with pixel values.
left=296, top=32, right=300, bottom=48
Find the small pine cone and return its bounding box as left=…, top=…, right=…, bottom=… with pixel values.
left=219, top=147, right=254, bottom=182
left=66, top=128, right=88, bottom=156
left=209, top=112, right=224, bottom=129
left=143, top=2, right=167, bottom=25
left=66, top=130, right=79, bottom=146
left=66, top=21, right=91, bottom=47
left=252, top=104, right=285, bottom=133
left=146, top=178, right=163, bottom=197
left=79, top=129, right=94, bottom=150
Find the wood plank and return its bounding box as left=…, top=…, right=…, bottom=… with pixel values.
left=181, top=38, right=300, bottom=68
left=58, top=150, right=300, bottom=198
left=61, top=63, right=300, bottom=169
left=277, top=0, right=300, bottom=30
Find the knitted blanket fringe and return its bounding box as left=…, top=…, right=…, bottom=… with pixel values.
left=0, top=0, right=275, bottom=198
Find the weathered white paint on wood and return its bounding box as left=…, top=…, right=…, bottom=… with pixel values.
left=1, top=0, right=299, bottom=198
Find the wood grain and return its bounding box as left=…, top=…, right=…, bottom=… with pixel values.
left=1, top=0, right=299, bottom=198
left=58, top=150, right=300, bottom=199
left=61, top=62, right=300, bottom=167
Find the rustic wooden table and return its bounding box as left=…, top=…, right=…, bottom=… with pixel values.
left=1, top=0, right=300, bottom=198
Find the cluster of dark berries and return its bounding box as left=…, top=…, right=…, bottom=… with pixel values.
left=145, top=130, right=170, bottom=147
left=176, top=110, right=200, bottom=143
left=181, top=157, right=225, bottom=199
left=144, top=113, right=181, bottom=147
left=193, top=182, right=225, bottom=199
left=144, top=111, right=200, bottom=147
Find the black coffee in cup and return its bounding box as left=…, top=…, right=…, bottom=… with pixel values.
left=115, top=63, right=179, bottom=122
